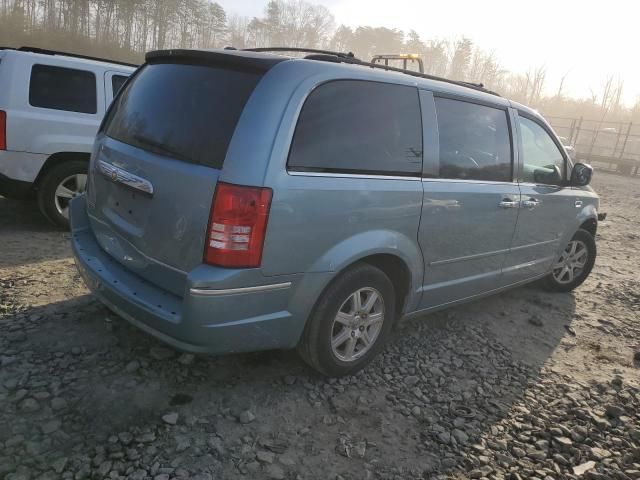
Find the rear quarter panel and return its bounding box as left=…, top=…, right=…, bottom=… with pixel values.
left=253, top=64, right=425, bottom=311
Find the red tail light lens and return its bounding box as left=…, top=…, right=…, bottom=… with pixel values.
left=0, top=111, right=6, bottom=150
left=204, top=182, right=273, bottom=268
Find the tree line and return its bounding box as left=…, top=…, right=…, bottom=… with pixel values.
left=1, top=0, right=636, bottom=122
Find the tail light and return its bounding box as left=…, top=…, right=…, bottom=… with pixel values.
left=0, top=111, right=6, bottom=150
left=204, top=182, right=273, bottom=268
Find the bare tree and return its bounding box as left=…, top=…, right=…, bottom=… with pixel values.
left=0, top=0, right=636, bottom=125
left=526, top=65, right=546, bottom=106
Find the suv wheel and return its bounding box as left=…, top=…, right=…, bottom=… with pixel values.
left=37, top=160, right=88, bottom=229
left=298, top=263, right=396, bottom=377
left=543, top=228, right=596, bottom=292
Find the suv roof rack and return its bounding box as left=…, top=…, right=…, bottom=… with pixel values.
left=1, top=46, right=139, bottom=68
left=242, top=47, right=499, bottom=97
left=243, top=47, right=356, bottom=59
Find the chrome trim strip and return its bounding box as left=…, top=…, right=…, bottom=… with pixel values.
left=98, top=160, right=154, bottom=195
left=421, top=177, right=517, bottom=186
left=509, top=238, right=558, bottom=252
left=501, top=255, right=555, bottom=273
left=287, top=171, right=421, bottom=181
left=189, top=282, right=292, bottom=297
left=429, top=248, right=509, bottom=266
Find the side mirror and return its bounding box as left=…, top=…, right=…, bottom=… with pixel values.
left=570, top=162, right=593, bottom=186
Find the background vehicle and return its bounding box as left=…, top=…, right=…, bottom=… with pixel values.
left=70, top=48, right=600, bottom=376
left=0, top=46, right=136, bottom=227
left=558, top=136, right=577, bottom=161
left=371, top=53, right=424, bottom=73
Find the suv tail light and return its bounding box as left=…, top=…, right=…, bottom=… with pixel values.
left=0, top=111, right=6, bottom=150
left=204, top=182, right=273, bottom=268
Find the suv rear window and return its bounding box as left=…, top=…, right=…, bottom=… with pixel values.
left=29, top=64, right=97, bottom=114
left=103, top=63, right=262, bottom=169
left=288, top=80, right=422, bottom=176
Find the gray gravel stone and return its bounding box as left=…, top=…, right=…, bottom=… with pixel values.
left=162, top=412, right=179, bottom=425
left=19, top=398, right=39, bottom=412
left=51, top=397, right=68, bottom=411
left=239, top=410, right=256, bottom=424
left=265, top=464, right=285, bottom=479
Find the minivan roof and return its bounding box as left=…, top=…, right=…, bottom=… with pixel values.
left=146, top=47, right=503, bottom=99
left=144, top=49, right=549, bottom=115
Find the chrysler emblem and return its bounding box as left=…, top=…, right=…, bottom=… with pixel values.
left=111, top=171, right=118, bottom=181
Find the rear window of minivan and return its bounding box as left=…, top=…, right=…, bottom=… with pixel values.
left=103, top=62, right=262, bottom=169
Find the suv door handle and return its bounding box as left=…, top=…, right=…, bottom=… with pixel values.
left=521, top=197, right=540, bottom=209
left=498, top=198, right=519, bottom=209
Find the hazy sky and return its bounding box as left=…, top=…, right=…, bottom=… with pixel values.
left=220, top=0, right=639, bottom=105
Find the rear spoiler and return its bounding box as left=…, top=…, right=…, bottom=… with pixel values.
left=145, top=49, right=287, bottom=72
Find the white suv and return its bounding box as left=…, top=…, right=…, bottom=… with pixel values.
left=0, top=47, right=136, bottom=227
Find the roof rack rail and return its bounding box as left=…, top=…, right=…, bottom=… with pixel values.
left=241, top=47, right=499, bottom=97
left=243, top=47, right=357, bottom=59
left=11, top=46, right=139, bottom=68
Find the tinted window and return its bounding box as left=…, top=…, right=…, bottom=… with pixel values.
left=519, top=116, right=565, bottom=185
left=111, top=75, right=128, bottom=97
left=104, top=63, right=262, bottom=169
left=288, top=80, right=422, bottom=175
left=434, top=97, right=512, bottom=182
left=29, top=65, right=97, bottom=114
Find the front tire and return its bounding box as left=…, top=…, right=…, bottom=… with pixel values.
left=543, top=228, right=596, bottom=292
left=298, top=263, right=396, bottom=377
left=37, top=160, right=88, bottom=229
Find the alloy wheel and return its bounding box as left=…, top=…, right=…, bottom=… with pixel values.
left=552, top=239, right=589, bottom=284
left=54, top=173, right=87, bottom=219
left=330, top=287, right=385, bottom=362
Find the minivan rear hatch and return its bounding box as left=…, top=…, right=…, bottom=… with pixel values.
left=87, top=50, right=284, bottom=295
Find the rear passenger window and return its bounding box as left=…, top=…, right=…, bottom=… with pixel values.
left=434, top=97, right=512, bottom=182
left=29, top=65, right=97, bottom=114
left=288, top=80, right=422, bottom=176
left=111, top=75, right=128, bottom=97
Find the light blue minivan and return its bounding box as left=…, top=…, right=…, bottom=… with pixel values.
left=70, top=48, right=599, bottom=376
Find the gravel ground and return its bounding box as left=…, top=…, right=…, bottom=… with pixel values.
left=0, top=172, right=638, bottom=480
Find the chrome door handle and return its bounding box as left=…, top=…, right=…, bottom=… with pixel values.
left=499, top=198, right=519, bottom=209
left=575, top=200, right=583, bottom=208
left=521, top=198, right=540, bottom=209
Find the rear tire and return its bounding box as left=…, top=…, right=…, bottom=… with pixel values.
left=37, top=160, right=88, bottom=229
left=543, top=228, right=596, bottom=292
left=298, top=263, right=396, bottom=377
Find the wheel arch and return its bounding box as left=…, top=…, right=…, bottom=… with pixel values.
left=579, top=217, right=597, bottom=237
left=34, top=152, right=90, bottom=188
left=306, top=230, right=423, bottom=314
left=357, top=253, right=412, bottom=317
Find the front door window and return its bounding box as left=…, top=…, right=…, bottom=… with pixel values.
left=518, top=116, right=565, bottom=185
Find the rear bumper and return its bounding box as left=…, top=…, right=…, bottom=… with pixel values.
left=70, top=196, right=326, bottom=354
left=0, top=150, right=47, bottom=183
